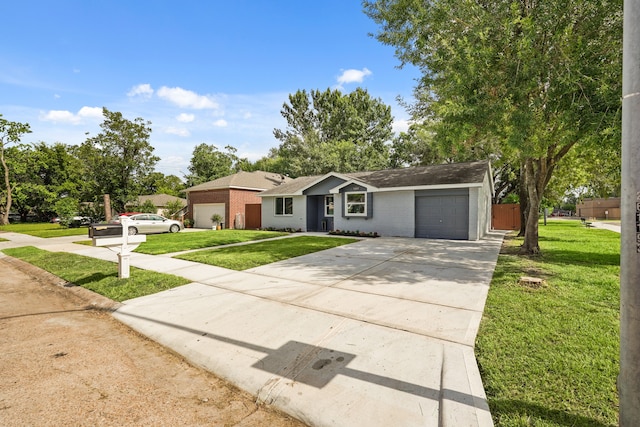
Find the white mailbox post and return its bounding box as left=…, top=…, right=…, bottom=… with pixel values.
left=91, top=216, right=146, bottom=279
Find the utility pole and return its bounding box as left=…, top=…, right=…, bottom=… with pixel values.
left=620, top=0, right=640, bottom=424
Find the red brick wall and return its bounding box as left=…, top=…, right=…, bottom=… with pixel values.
left=228, top=189, right=262, bottom=229
left=187, top=188, right=262, bottom=229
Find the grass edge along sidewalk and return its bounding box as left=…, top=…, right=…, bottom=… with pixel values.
left=1, top=246, right=190, bottom=302
left=1, top=236, right=359, bottom=301
left=476, top=221, right=619, bottom=427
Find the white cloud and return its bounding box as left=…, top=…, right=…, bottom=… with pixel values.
left=40, top=110, right=80, bottom=124
left=392, top=118, right=411, bottom=134
left=39, top=106, right=103, bottom=124
left=127, top=83, right=154, bottom=98
left=157, top=86, right=218, bottom=109
left=213, top=119, right=228, bottom=127
left=165, top=127, right=191, bottom=137
left=78, top=106, right=103, bottom=118
left=176, top=113, right=195, bottom=123
left=337, top=68, right=372, bottom=85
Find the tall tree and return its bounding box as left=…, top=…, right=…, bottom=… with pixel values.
left=365, top=0, right=622, bottom=254
left=78, top=108, right=158, bottom=212
left=0, top=115, right=31, bottom=225
left=185, top=144, right=245, bottom=187
left=140, top=172, right=186, bottom=197
left=8, top=144, right=55, bottom=222
left=271, top=88, right=394, bottom=177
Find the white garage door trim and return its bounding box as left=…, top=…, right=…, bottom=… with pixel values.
left=193, top=203, right=226, bottom=228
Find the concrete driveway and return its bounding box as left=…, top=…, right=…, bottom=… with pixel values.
left=109, top=233, right=504, bottom=427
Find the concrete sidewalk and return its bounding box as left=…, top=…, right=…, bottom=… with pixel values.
left=0, top=231, right=505, bottom=426
left=590, top=221, right=621, bottom=233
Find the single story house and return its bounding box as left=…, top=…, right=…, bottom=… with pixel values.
left=134, top=194, right=187, bottom=217
left=185, top=171, right=292, bottom=229
left=576, top=197, right=621, bottom=219
left=258, top=160, right=494, bottom=240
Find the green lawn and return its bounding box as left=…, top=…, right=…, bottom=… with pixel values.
left=1, top=246, right=190, bottom=301
left=133, top=229, right=290, bottom=254
left=0, top=222, right=89, bottom=238
left=476, top=221, right=619, bottom=426
left=175, top=235, right=359, bottom=270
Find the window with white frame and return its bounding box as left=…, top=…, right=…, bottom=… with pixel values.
left=345, top=192, right=367, bottom=216
left=325, top=196, right=334, bottom=217
left=275, top=197, right=293, bottom=216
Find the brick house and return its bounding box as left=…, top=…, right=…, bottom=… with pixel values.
left=184, top=171, right=292, bottom=229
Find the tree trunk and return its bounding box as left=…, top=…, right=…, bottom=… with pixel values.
left=519, top=157, right=545, bottom=254
left=517, top=165, right=528, bottom=237
left=0, top=145, right=11, bottom=226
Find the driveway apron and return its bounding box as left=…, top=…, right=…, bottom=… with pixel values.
left=1, top=231, right=505, bottom=427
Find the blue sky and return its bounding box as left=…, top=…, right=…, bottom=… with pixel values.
left=1, top=1, right=420, bottom=179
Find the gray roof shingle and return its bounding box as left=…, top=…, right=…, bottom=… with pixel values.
left=185, top=171, right=292, bottom=192
left=259, top=161, right=491, bottom=196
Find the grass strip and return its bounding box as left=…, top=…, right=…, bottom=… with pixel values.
left=476, top=221, right=619, bottom=427
left=2, top=246, right=190, bottom=302
left=0, top=222, right=89, bottom=238
left=175, top=235, right=359, bottom=270
left=133, top=229, right=290, bottom=254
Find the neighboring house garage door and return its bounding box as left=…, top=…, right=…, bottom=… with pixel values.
left=415, top=189, right=469, bottom=239
left=193, top=203, right=225, bottom=228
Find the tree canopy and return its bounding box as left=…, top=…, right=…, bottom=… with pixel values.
left=78, top=107, right=159, bottom=213
left=0, top=115, right=31, bottom=225
left=365, top=0, right=622, bottom=253
left=268, top=88, right=394, bottom=177
left=185, top=144, right=247, bottom=187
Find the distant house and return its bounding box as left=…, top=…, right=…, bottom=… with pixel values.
left=576, top=197, right=621, bottom=219
left=258, top=161, right=494, bottom=240
left=134, top=194, right=187, bottom=217
left=184, top=171, right=292, bottom=229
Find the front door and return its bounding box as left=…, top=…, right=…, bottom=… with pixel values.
left=306, top=195, right=335, bottom=232
left=320, top=195, right=335, bottom=231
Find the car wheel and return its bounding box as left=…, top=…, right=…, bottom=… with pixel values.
left=169, top=224, right=180, bottom=233
left=128, top=226, right=138, bottom=236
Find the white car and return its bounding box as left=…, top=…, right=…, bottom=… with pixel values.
left=119, top=214, right=183, bottom=235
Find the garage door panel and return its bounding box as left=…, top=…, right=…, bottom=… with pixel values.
left=194, top=203, right=225, bottom=228
left=415, top=194, right=469, bottom=239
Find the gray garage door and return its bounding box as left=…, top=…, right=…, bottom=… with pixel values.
left=415, top=190, right=469, bottom=239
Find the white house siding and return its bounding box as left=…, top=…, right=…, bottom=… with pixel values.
left=261, top=195, right=307, bottom=230
left=467, top=173, right=492, bottom=240
left=468, top=188, right=481, bottom=240
left=333, top=190, right=415, bottom=237
left=479, top=173, right=492, bottom=237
